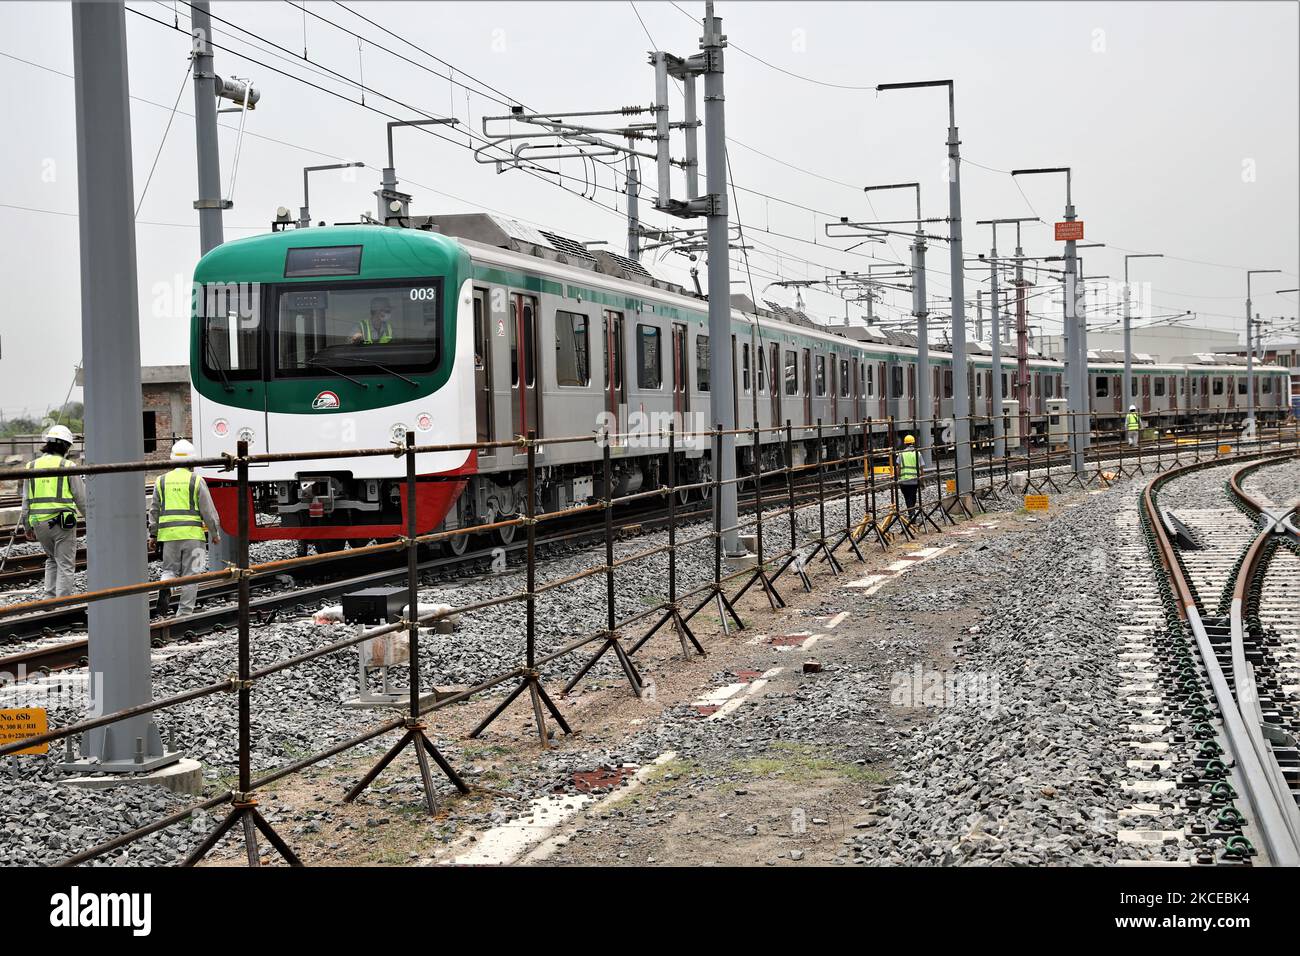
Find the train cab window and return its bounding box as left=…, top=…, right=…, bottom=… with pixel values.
left=890, top=366, right=904, bottom=399
left=1237, top=378, right=1247, bottom=394
left=1154, top=378, right=1165, bottom=397
left=555, top=310, right=590, bottom=387
left=1213, top=378, right=1224, bottom=395
left=839, top=359, right=850, bottom=397
left=636, top=324, right=662, bottom=389
left=200, top=283, right=261, bottom=380
left=1001, top=373, right=1009, bottom=395
left=784, top=350, right=799, bottom=396
left=815, top=355, right=827, bottom=396
left=975, top=374, right=983, bottom=398
left=273, top=281, right=440, bottom=377
left=742, top=343, right=752, bottom=393
left=1095, top=377, right=1109, bottom=397
left=696, top=334, right=710, bottom=391
left=757, top=346, right=766, bottom=393
left=942, top=369, right=953, bottom=399
left=1263, top=378, right=1272, bottom=394
left=1130, top=378, right=1138, bottom=397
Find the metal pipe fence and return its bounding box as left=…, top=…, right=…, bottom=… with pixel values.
left=0, top=409, right=1295, bottom=866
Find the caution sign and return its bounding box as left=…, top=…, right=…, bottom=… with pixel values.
left=944, top=479, right=956, bottom=493
left=0, top=708, right=48, bottom=755
left=1217, top=444, right=1233, bottom=455
left=873, top=465, right=894, bottom=477
left=1024, top=494, right=1050, bottom=512
left=1054, top=220, right=1084, bottom=241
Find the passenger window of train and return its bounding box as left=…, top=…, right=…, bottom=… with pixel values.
left=1237, top=378, right=1247, bottom=394
left=1130, top=378, right=1138, bottom=397
left=636, top=324, right=662, bottom=389
left=771, top=344, right=780, bottom=395
left=757, top=346, right=766, bottom=393
left=742, top=343, right=752, bottom=393
left=815, top=355, right=827, bottom=396
left=890, top=366, right=904, bottom=399
left=942, top=369, right=953, bottom=399
left=840, top=359, right=849, bottom=397
left=200, top=283, right=261, bottom=379
left=975, top=374, right=983, bottom=398
left=272, top=282, right=439, bottom=377
left=555, top=311, right=590, bottom=387
left=866, top=363, right=874, bottom=396
left=1263, top=378, right=1272, bottom=394
left=1154, top=379, right=1165, bottom=397
left=784, top=350, right=798, bottom=396
left=1213, top=379, right=1224, bottom=395
left=1095, top=377, right=1109, bottom=397
left=696, top=334, right=709, bottom=391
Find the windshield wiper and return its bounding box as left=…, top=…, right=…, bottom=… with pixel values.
left=205, top=337, right=236, bottom=392
left=346, top=358, right=418, bottom=387
left=306, top=356, right=368, bottom=388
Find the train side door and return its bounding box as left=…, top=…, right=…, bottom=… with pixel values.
left=1141, top=375, right=1150, bottom=414
left=802, top=348, right=812, bottom=426
left=770, top=343, right=781, bottom=427
left=1227, top=374, right=1236, bottom=409
left=602, top=310, right=625, bottom=445
left=830, top=356, right=839, bottom=423
left=671, top=323, right=689, bottom=425
left=906, top=364, right=916, bottom=422
left=472, top=289, right=494, bottom=448
left=878, top=361, right=887, bottom=418
left=510, top=293, right=539, bottom=449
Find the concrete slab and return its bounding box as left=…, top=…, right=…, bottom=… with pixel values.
left=65, top=757, right=204, bottom=796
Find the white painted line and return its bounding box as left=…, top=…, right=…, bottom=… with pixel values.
left=706, top=668, right=781, bottom=722
left=825, top=611, right=849, bottom=629
left=454, top=752, right=677, bottom=866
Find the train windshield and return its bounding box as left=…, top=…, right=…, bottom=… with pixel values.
left=273, top=280, right=441, bottom=377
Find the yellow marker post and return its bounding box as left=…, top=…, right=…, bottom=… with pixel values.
left=1024, top=494, right=1050, bottom=512
left=0, top=708, right=48, bottom=755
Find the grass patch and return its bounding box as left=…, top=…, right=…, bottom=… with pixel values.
left=730, top=742, right=890, bottom=786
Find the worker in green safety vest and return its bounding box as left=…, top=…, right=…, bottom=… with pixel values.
left=351, top=296, right=394, bottom=345
left=1126, top=404, right=1142, bottom=447
left=147, top=439, right=222, bottom=617
left=16, top=424, right=87, bottom=598
left=896, top=433, right=924, bottom=525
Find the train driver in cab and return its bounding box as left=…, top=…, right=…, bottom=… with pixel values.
left=351, top=296, right=394, bottom=345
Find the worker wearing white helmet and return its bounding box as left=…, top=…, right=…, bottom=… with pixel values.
left=15, top=424, right=87, bottom=598
left=147, top=438, right=222, bottom=618
left=1125, top=404, right=1142, bottom=447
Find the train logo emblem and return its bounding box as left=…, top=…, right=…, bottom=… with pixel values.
left=312, top=390, right=341, bottom=410
left=416, top=413, right=434, bottom=432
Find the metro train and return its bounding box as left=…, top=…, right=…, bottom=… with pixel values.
left=190, top=213, right=1292, bottom=551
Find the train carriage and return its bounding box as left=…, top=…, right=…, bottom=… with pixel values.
left=190, top=216, right=1293, bottom=550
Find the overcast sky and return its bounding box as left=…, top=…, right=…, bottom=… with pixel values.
left=1, top=0, right=1296, bottom=419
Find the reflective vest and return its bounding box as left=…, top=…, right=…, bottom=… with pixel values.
left=1126, top=411, right=1141, bottom=432
left=155, top=467, right=206, bottom=541
left=24, top=454, right=78, bottom=527
left=357, top=319, right=392, bottom=344
left=898, top=448, right=920, bottom=482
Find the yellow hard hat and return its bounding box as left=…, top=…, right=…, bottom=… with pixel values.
left=903, top=434, right=916, bottom=445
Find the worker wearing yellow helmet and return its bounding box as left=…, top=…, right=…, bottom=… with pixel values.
left=897, top=433, right=925, bottom=525
left=15, top=424, right=87, bottom=598
left=147, top=439, right=222, bottom=617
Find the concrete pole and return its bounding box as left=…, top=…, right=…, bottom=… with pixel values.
left=1246, top=312, right=1256, bottom=429
left=1014, top=230, right=1029, bottom=448
left=945, top=92, right=974, bottom=494
left=989, top=250, right=1005, bottom=457
left=1077, top=256, right=1090, bottom=452
left=1062, top=188, right=1083, bottom=473
left=190, top=2, right=226, bottom=254
left=701, top=3, right=739, bottom=555
left=912, top=233, right=930, bottom=443
left=1122, top=260, right=1133, bottom=416
left=626, top=148, right=641, bottom=262
left=71, top=1, right=173, bottom=770
left=976, top=289, right=983, bottom=341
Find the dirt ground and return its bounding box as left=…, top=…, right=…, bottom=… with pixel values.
left=197, top=494, right=1050, bottom=867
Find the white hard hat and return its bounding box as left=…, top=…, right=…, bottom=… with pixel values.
left=43, top=424, right=74, bottom=445
left=1129, top=404, right=1137, bottom=410
left=170, top=439, right=196, bottom=461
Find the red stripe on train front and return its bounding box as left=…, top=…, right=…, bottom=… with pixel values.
left=205, top=450, right=475, bottom=542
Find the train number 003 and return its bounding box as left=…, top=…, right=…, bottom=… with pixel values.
left=409, top=287, right=437, bottom=301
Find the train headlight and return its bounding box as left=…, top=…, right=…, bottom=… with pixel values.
left=237, top=426, right=255, bottom=444
left=390, top=423, right=409, bottom=443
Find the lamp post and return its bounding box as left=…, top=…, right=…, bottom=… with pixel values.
left=1246, top=270, right=1282, bottom=431
left=976, top=218, right=1038, bottom=457
left=876, top=79, right=973, bottom=495
left=1011, top=167, right=1084, bottom=474
left=1123, top=254, right=1162, bottom=414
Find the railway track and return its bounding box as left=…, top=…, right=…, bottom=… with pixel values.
left=1136, top=450, right=1300, bottom=865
